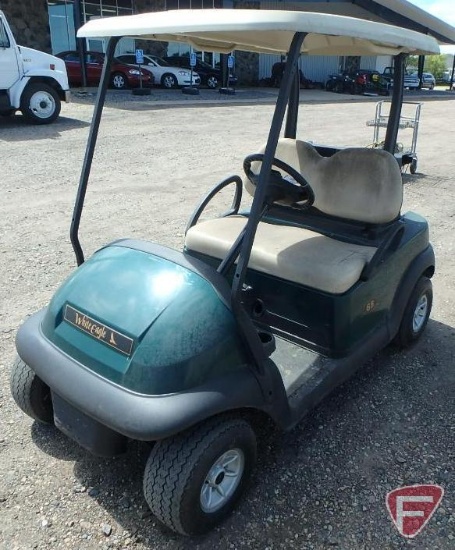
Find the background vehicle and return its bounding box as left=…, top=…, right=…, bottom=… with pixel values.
left=163, top=55, right=238, bottom=88
left=56, top=51, right=153, bottom=89
left=382, top=66, right=420, bottom=90
left=326, top=69, right=389, bottom=95
left=419, top=72, right=436, bottom=89
left=117, top=54, right=200, bottom=88
left=11, top=8, right=439, bottom=537
left=0, top=10, right=69, bottom=124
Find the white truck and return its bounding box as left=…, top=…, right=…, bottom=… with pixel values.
left=0, top=10, right=70, bottom=124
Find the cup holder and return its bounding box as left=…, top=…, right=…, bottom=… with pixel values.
left=257, top=330, right=276, bottom=357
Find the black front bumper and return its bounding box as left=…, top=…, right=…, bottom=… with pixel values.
left=16, top=309, right=265, bottom=444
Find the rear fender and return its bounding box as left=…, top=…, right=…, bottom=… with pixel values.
left=388, top=245, right=435, bottom=339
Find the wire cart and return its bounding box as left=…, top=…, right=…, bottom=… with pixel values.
left=367, top=100, right=422, bottom=173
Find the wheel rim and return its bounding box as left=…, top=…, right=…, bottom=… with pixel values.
left=163, top=75, right=175, bottom=88
left=413, top=294, right=428, bottom=333
left=200, top=449, right=244, bottom=513
left=29, top=91, right=56, bottom=119
left=113, top=75, right=125, bottom=88
left=207, top=76, right=218, bottom=89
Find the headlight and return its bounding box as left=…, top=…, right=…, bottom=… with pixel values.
left=128, top=69, right=141, bottom=75
left=178, top=71, right=189, bottom=76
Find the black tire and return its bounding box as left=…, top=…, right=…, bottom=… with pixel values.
left=111, top=72, right=128, bottom=90
left=10, top=357, right=53, bottom=423
left=20, top=83, right=61, bottom=124
left=410, top=158, right=418, bottom=174
left=206, top=74, right=218, bottom=89
left=161, top=73, right=178, bottom=89
left=394, top=276, right=432, bottom=348
left=143, top=416, right=257, bottom=535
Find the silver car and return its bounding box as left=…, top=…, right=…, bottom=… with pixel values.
left=420, top=72, right=436, bottom=89
left=117, top=54, right=200, bottom=88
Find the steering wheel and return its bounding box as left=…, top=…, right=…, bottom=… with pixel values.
left=243, top=153, right=314, bottom=208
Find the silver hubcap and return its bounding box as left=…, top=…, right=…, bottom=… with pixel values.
left=208, top=77, right=217, bottom=88
left=29, top=91, right=55, bottom=119
left=113, top=75, right=125, bottom=88
left=413, top=294, right=428, bottom=333
left=163, top=76, right=175, bottom=88
left=200, top=449, right=244, bottom=513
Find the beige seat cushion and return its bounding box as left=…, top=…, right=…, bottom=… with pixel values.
left=185, top=216, right=377, bottom=294
left=245, top=139, right=403, bottom=224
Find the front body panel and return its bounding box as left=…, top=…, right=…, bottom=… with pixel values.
left=41, top=244, right=248, bottom=395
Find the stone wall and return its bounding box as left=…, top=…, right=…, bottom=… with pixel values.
left=0, top=0, right=51, bottom=52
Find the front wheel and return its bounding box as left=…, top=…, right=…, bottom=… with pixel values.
left=394, top=276, right=432, bottom=348
left=206, top=75, right=219, bottom=89
left=20, top=83, right=61, bottom=124
left=143, top=416, right=257, bottom=535
left=161, top=73, right=178, bottom=89
left=10, top=357, right=53, bottom=423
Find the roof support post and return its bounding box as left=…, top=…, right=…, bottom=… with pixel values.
left=228, top=32, right=306, bottom=372
left=284, top=62, right=300, bottom=139
left=384, top=53, right=405, bottom=154
left=70, top=36, right=120, bottom=266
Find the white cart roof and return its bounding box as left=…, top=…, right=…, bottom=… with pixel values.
left=78, top=9, right=440, bottom=56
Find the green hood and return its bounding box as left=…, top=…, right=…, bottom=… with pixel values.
left=42, top=245, right=247, bottom=394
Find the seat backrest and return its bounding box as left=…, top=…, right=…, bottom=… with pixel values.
left=244, top=138, right=403, bottom=225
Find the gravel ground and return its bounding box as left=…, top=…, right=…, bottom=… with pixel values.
left=0, top=88, right=454, bottom=550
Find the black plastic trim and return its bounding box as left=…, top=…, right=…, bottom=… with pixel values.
left=16, top=310, right=266, bottom=441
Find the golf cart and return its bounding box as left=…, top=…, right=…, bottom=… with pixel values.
left=11, top=10, right=439, bottom=536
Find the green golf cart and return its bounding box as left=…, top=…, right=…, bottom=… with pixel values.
left=11, top=9, right=439, bottom=536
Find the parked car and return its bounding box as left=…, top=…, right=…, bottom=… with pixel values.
left=326, top=69, right=389, bottom=95
left=419, top=72, right=436, bottom=89
left=163, top=55, right=238, bottom=89
left=117, top=54, right=200, bottom=88
left=382, top=67, right=420, bottom=90
left=56, top=51, right=154, bottom=89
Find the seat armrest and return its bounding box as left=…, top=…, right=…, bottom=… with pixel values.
left=185, top=175, right=243, bottom=233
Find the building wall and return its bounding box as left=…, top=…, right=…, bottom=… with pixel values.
left=0, top=0, right=51, bottom=52
left=133, top=0, right=167, bottom=56
left=232, top=0, right=260, bottom=85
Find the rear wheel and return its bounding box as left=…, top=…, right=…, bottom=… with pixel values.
left=10, top=357, right=53, bottom=423
left=20, top=83, right=61, bottom=124
left=143, top=416, right=256, bottom=535
left=111, top=72, right=128, bottom=89
left=394, top=276, right=432, bottom=348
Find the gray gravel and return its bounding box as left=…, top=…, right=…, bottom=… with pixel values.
left=0, top=89, right=454, bottom=549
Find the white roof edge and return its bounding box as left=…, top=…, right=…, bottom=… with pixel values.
left=77, top=9, right=440, bottom=56
left=373, top=0, right=455, bottom=45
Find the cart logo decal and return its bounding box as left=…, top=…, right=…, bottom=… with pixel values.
left=386, top=484, right=444, bottom=538
left=365, top=299, right=377, bottom=312
left=64, top=304, right=134, bottom=356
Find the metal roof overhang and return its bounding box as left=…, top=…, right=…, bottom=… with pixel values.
left=77, top=9, right=440, bottom=56
left=370, top=0, right=455, bottom=45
